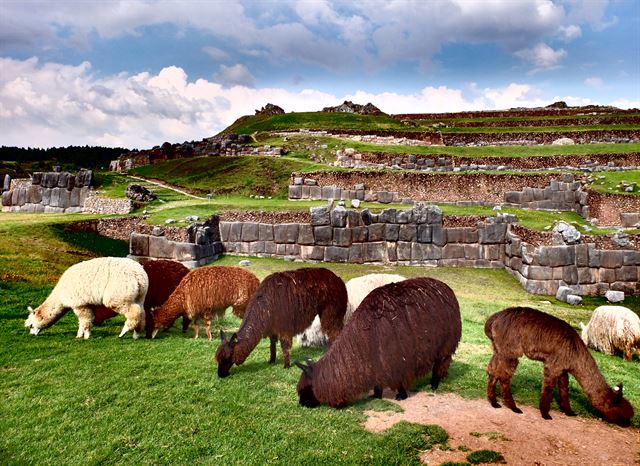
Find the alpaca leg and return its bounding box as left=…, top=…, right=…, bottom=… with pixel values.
left=204, top=319, right=212, bottom=341
left=487, top=374, right=501, bottom=408
left=431, top=354, right=453, bottom=390
left=371, top=385, right=383, bottom=399
left=557, top=372, right=575, bottom=416
left=193, top=319, right=200, bottom=339
left=395, top=386, right=408, bottom=401
left=120, top=303, right=145, bottom=339
left=182, top=316, right=191, bottom=333
left=280, top=336, right=292, bottom=368
left=74, top=306, right=94, bottom=339
left=269, top=335, right=277, bottom=364
left=495, top=357, right=521, bottom=413
left=540, top=366, right=560, bottom=420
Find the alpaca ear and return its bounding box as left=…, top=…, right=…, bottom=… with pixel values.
left=230, top=333, right=238, bottom=343
left=579, top=322, right=585, bottom=330
left=613, top=383, right=624, bottom=404
left=27, top=306, right=34, bottom=314
left=220, top=329, right=227, bottom=342
left=294, top=361, right=313, bottom=377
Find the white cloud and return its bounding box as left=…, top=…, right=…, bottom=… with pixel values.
left=515, top=43, right=567, bottom=70
left=558, top=24, right=581, bottom=41
left=214, top=64, right=257, bottom=88
left=610, top=98, right=640, bottom=110
left=203, top=46, right=229, bottom=60
left=0, top=58, right=627, bottom=149
left=584, top=77, right=603, bottom=88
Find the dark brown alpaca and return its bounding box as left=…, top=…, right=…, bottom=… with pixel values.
left=92, top=260, right=191, bottom=333
left=485, top=307, right=635, bottom=427
left=296, top=277, right=461, bottom=408
left=150, top=266, right=260, bottom=340
left=216, top=268, right=347, bottom=377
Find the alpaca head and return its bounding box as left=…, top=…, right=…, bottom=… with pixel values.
left=295, top=360, right=320, bottom=408
left=602, top=383, right=634, bottom=427
left=216, top=330, right=238, bottom=378
left=24, top=306, right=42, bottom=335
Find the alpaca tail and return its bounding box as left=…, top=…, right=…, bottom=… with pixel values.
left=484, top=313, right=498, bottom=341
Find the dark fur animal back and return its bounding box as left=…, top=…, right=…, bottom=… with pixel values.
left=485, top=307, right=635, bottom=426
left=216, top=267, right=347, bottom=376
left=93, top=259, right=189, bottom=326
left=297, top=277, right=461, bottom=407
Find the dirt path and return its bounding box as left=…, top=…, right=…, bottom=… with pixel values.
left=363, top=392, right=639, bottom=465
left=127, top=175, right=207, bottom=200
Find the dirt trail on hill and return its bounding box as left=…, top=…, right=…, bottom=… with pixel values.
left=363, top=392, right=639, bottom=466
left=128, top=175, right=207, bottom=200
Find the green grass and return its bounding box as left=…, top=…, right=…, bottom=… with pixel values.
left=131, top=156, right=332, bottom=199
left=225, top=111, right=410, bottom=134
left=412, top=112, right=640, bottom=125
left=586, top=170, right=640, bottom=196
left=262, top=134, right=640, bottom=158
left=466, top=449, right=505, bottom=464
left=1, top=213, right=639, bottom=464
left=436, top=124, right=640, bottom=133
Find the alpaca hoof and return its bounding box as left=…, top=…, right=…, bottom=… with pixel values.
left=395, top=388, right=408, bottom=401
left=371, top=386, right=383, bottom=399
left=542, top=413, right=552, bottom=420
left=132, top=330, right=140, bottom=340
left=510, top=406, right=523, bottom=414
left=490, top=401, right=502, bottom=409
left=565, top=411, right=576, bottom=417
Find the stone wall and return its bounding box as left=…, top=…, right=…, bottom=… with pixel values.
left=83, top=193, right=133, bottom=215
left=213, top=204, right=638, bottom=297
left=504, top=174, right=589, bottom=217
left=1, top=170, right=93, bottom=213
left=128, top=224, right=223, bottom=269
left=586, top=190, right=640, bottom=226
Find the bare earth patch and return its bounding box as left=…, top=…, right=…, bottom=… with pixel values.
left=363, top=392, right=639, bottom=465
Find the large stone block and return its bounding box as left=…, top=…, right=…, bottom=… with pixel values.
left=368, top=223, right=385, bottom=242
left=149, top=235, right=175, bottom=259
left=219, top=222, right=231, bottom=242
left=346, top=211, right=362, bottom=228
left=28, top=185, right=42, bottom=204
left=504, top=191, right=522, bottom=204
left=1, top=191, right=12, bottom=206
left=600, top=251, right=624, bottom=269
left=417, top=224, right=432, bottom=243
left=378, top=208, right=397, bottom=223
left=228, top=222, right=243, bottom=242
left=610, top=282, right=636, bottom=295
left=241, top=222, right=259, bottom=242
left=333, top=228, right=352, bottom=247
left=525, top=279, right=559, bottom=295
left=588, top=245, right=601, bottom=268
left=325, top=246, right=349, bottom=263
left=248, top=241, right=265, bottom=255
left=58, top=189, right=71, bottom=208
left=431, top=224, right=446, bottom=246
left=384, top=224, right=399, bottom=241
left=69, top=187, right=81, bottom=207
left=4, top=174, right=13, bottom=190
left=288, top=185, right=301, bottom=199
left=129, top=233, right=149, bottom=257
left=421, top=244, right=443, bottom=260
left=297, top=224, right=314, bottom=245
left=482, top=244, right=503, bottom=261
left=258, top=223, right=274, bottom=241
left=310, top=205, right=331, bottom=225
left=562, top=265, right=578, bottom=285
left=314, top=226, right=333, bottom=245
left=174, top=242, right=199, bottom=261
left=361, top=209, right=373, bottom=225
left=264, top=241, right=277, bottom=255
left=577, top=267, right=597, bottom=284
left=330, top=206, right=347, bottom=227
left=275, top=244, right=287, bottom=255
left=623, top=250, right=640, bottom=266
left=49, top=187, right=61, bottom=207
left=386, top=243, right=397, bottom=262
left=364, top=242, right=386, bottom=262
left=445, top=227, right=466, bottom=243
left=274, top=224, right=299, bottom=244
left=348, top=244, right=364, bottom=263
left=301, top=245, right=325, bottom=261
left=285, top=243, right=300, bottom=256
left=398, top=224, right=416, bottom=242
left=396, top=209, right=414, bottom=224
left=538, top=245, right=575, bottom=267
left=443, top=244, right=465, bottom=259
left=352, top=226, right=368, bottom=243
left=575, top=244, right=588, bottom=267
left=598, top=267, right=616, bottom=283
left=397, top=241, right=412, bottom=261
left=478, top=223, right=507, bottom=244
left=57, top=172, right=69, bottom=188
left=616, top=266, right=638, bottom=282
left=377, top=192, right=394, bottom=204
left=309, top=186, right=322, bottom=200
left=463, top=244, right=480, bottom=260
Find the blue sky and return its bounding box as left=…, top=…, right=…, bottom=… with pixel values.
left=0, top=0, right=638, bottom=148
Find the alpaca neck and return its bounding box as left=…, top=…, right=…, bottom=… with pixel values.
left=232, top=311, right=269, bottom=365
left=154, top=294, right=183, bottom=329
left=36, top=295, right=68, bottom=328
left=569, top=348, right=614, bottom=410
left=314, top=340, right=370, bottom=406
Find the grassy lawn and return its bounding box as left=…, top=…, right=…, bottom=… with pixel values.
left=435, top=124, right=640, bottom=133
left=411, top=112, right=640, bottom=125
left=0, top=213, right=639, bottom=464
left=586, top=170, right=640, bottom=195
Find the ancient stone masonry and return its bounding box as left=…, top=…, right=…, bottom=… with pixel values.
left=278, top=129, right=443, bottom=146
left=2, top=170, right=93, bottom=213
left=441, top=130, right=640, bottom=147
left=128, top=220, right=223, bottom=268
left=504, top=174, right=589, bottom=218
left=211, top=204, right=639, bottom=297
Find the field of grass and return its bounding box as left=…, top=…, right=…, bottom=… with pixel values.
left=412, top=112, right=640, bottom=125
left=586, top=170, right=640, bottom=195
left=1, top=239, right=639, bottom=465
left=435, top=124, right=640, bottom=133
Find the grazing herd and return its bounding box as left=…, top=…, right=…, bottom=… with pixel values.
left=25, top=257, right=637, bottom=427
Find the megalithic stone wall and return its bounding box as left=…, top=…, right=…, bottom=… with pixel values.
left=1, top=170, right=94, bottom=213
left=504, top=174, right=589, bottom=218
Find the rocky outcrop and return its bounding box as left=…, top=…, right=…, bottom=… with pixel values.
left=255, top=103, right=285, bottom=116
left=126, top=184, right=156, bottom=202
left=322, top=101, right=384, bottom=115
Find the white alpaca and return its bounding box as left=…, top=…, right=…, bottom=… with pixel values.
left=296, top=273, right=406, bottom=347
left=580, top=305, right=640, bottom=361
left=25, top=257, right=148, bottom=339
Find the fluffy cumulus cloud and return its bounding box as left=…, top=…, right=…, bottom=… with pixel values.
left=4, top=57, right=631, bottom=149
left=0, top=0, right=616, bottom=72
left=214, top=64, right=257, bottom=88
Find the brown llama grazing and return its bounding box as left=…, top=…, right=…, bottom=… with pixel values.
left=149, top=266, right=260, bottom=340
left=485, top=307, right=634, bottom=427
left=296, top=277, right=461, bottom=408
left=92, top=260, right=191, bottom=332
left=216, top=268, right=347, bottom=377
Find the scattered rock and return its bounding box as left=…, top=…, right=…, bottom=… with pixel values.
left=238, top=259, right=252, bottom=267
left=605, top=290, right=625, bottom=303
left=165, top=218, right=176, bottom=224
left=552, top=137, right=575, bottom=146
left=612, top=230, right=633, bottom=249
left=186, top=215, right=199, bottom=222
left=350, top=199, right=361, bottom=208
left=322, top=101, right=384, bottom=115
left=555, top=286, right=575, bottom=302
left=151, top=226, right=164, bottom=236
left=126, top=184, right=157, bottom=202
left=553, top=221, right=581, bottom=245
left=255, top=103, right=284, bottom=116
left=283, top=256, right=296, bottom=262
left=566, top=294, right=583, bottom=305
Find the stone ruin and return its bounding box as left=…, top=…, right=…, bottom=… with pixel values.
left=322, top=101, right=384, bottom=115
left=255, top=103, right=285, bottom=116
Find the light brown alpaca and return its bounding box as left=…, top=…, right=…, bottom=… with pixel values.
left=485, top=307, right=634, bottom=427
left=149, top=266, right=260, bottom=340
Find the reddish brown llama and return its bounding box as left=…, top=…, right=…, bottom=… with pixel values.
left=295, top=277, right=461, bottom=407
left=92, top=260, right=191, bottom=333
left=150, top=266, right=260, bottom=340
left=216, top=268, right=347, bottom=377
left=485, top=306, right=634, bottom=427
